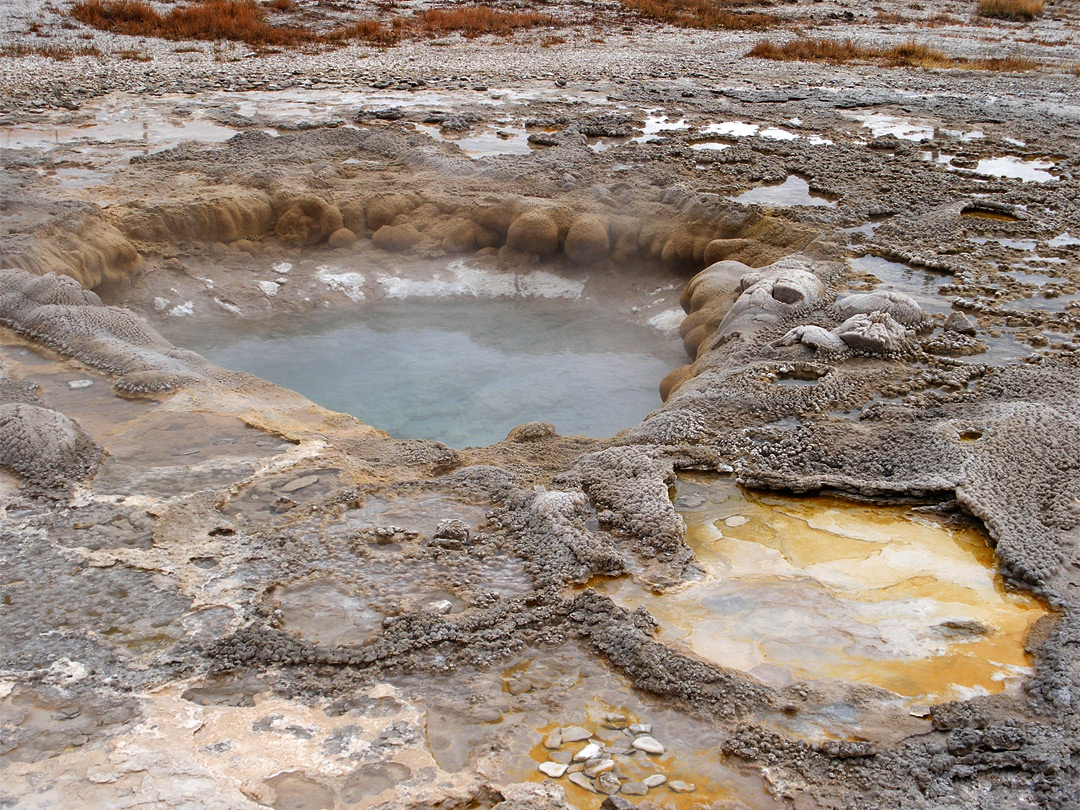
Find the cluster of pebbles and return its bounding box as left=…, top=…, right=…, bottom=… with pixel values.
left=537, top=716, right=696, bottom=797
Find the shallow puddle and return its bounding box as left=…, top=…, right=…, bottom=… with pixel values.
left=0, top=338, right=284, bottom=495
left=1048, top=231, right=1080, bottom=248
left=971, top=235, right=1038, bottom=252
left=1, top=107, right=237, bottom=152
left=731, top=175, right=837, bottom=208
left=961, top=207, right=1020, bottom=222
left=702, top=121, right=759, bottom=137
left=413, top=122, right=532, bottom=157
left=415, top=646, right=777, bottom=809
left=595, top=476, right=1048, bottom=702
left=688, top=141, right=731, bottom=152
left=847, top=112, right=936, bottom=142
left=848, top=255, right=954, bottom=316
left=633, top=113, right=690, bottom=143
left=165, top=297, right=683, bottom=447
left=270, top=580, right=383, bottom=647
left=973, top=156, right=1056, bottom=183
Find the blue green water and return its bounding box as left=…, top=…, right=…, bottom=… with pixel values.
left=171, top=297, right=682, bottom=447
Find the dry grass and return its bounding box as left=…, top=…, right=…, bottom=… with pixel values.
left=70, top=0, right=395, bottom=47
left=747, top=37, right=860, bottom=64
left=117, top=46, right=151, bottom=59
left=69, top=0, right=559, bottom=48
left=884, top=40, right=953, bottom=68
left=747, top=37, right=1038, bottom=71
left=0, top=42, right=102, bottom=59
left=967, top=54, right=1039, bottom=70
left=621, top=0, right=776, bottom=31
left=413, top=6, right=555, bottom=39
left=874, top=10, right=906, bottom=24
left=919, top=12, right=957, bottom=27
left=978, top=0, right=1044, bottom=21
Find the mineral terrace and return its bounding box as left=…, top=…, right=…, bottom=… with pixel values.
left=1, top=1, right=1079, bottom=809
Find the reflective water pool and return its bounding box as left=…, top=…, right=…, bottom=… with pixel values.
left=168, top=297, right=683, bottom=447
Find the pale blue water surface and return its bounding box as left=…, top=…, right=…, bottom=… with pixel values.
left=172, top=298, right=682, bottom=447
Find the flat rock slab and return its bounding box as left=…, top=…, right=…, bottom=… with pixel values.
left=280, top=475, right=320, bottom=493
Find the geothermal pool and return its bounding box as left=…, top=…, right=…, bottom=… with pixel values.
left=596, top=475, right=1048, bottom=703
left=168, top=297, right=684, bottom=447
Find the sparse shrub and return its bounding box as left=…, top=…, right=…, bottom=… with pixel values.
left=747, top=36, right=1038, bottom=71
left=70, top=0, right=393, bottom=47
left=0, top=42, right=102, bottom=59
left=413, top=6, right=555, bottom=38
left=265, top=0, right=295, bottom=11
left=968, top=54, right=1039, bottom=70
left=747, top=38, right=860, bottom=64
left=882, top=40, right=951, bottom=68
left=621, top=0, right=775, bottom=31
left=978, top=0, right=1044, bottom=21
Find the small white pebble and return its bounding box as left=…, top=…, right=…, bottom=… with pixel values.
left=67, top=379, right=94, bottom=390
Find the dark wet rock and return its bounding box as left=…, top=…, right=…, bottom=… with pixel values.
left=433, top=518, right=470, bottom=548
left=527, top=133, right=559, bottom=147
left=944, top=311, right=978, bottom=335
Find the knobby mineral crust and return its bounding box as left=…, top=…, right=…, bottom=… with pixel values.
left=1, top=2, right=1079, bottom=808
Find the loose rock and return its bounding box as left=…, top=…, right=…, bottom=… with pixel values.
left=538, top=762, right=568, bottom=778
left=632, top=736, right=665, bottom=755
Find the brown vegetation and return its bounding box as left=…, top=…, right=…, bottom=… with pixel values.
left=0, top=42, right=102, bottom=59
left=69, top=0, right=559, bottom=48
left=413, top=6, right=555, bottom=38
left=977, top=0, right=1044, bottom=21
left=70, top=0, right=340, bottom=46
left=620, top=0, right=775, bottom=31
left=747, top=37, right=1038, bottom=71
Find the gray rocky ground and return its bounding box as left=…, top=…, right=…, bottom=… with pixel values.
left=1, top=1, right=1079, bottom=808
